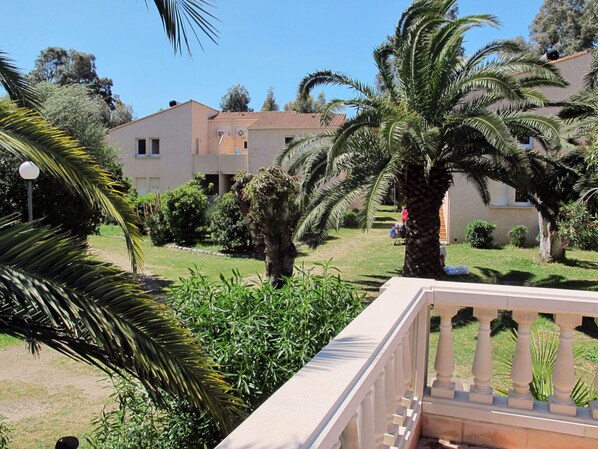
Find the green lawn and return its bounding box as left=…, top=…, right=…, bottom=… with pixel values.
left=89, top=206, right=598, bottom=296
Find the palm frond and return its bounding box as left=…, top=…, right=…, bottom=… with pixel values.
left=149, top=0, right=219, bottom=54
left=0, top=102, right=142, bottom=271
left=0, top=218, right=244, bottom=432
left=0, top=51, right=41, bottom=109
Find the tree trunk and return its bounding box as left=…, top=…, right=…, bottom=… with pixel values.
left=401, top=165, right=451, bottom=279
left=538, top=212, right=565, bottom=262
left=265, top=235, right=297, bottom=288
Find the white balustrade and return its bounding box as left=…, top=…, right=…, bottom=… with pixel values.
left=373, top=373, right=387, bottom=446
left=358, top=390, right=376, bottom=449
left=216, top=280, right=598, bottom=449
left=431, top=305, right=457, bottom=399
left=384, top=355, right=397, bottom=425
left=340, top=414, right=360, bottom=449
left=506, top=310, right=537, bottom=410
left=549, top=314, right=582, bottom=416
left=469, top=308, right=496, bottom=404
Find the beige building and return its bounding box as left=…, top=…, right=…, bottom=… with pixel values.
left=443, top=50, right=593, bottom=245
left=108, top=102, right=345, bottom=195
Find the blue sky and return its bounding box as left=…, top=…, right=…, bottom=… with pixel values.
left=2, top=0, right=544, bottom=118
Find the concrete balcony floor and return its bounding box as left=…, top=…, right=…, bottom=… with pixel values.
left=418, top=437, right=498, bottom=449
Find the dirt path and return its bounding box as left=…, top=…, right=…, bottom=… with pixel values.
left=0, top=343, right=112, bottom=448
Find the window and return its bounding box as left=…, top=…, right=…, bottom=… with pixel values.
left=243, top=141, right=248, bottom=150
left=284, top=136, right=294, bottom=146
left=514, top=189, right=529, bottom=204
left=517, top=136, right=534, bottom=149
left=136, top=139, right=147, bottom=156
left=150, top=138, right=160, bottom=156
left=149, top=177, right=160, bottom=193
left=135, top=177, right=148, bottom=195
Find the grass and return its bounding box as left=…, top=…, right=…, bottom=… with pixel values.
left=90, top=206, right=598, bottom=296
left=0, top=334, right=19, bottom=349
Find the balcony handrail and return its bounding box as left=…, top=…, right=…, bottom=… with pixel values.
left=217, top=279, right=598, bottom=449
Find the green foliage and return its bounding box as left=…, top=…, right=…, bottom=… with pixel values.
left=170, top=264, right=365, bottom=409
left=87, top=378, right=221, bottom=449
left=220, top=84, right=252, bottom=112
left=465, top=220, right=496, bottom=249
left=135, top=193, right=159, bottom=221
left=508, top=225, right=528, bottom=247
left=495, top=329, right=595, bottom=406
left=283, top=91, right=326, bottom=113
left=342, top=209, right=360, bottom=228
left=0, top=416, right=11, bottom=449
left=161, top=183, right=209, bottom=246
left=0, top=82, right=125, bottom=238
left=261, top=86, right=279, bottom=112
left=530, top=0, right=598, bottom=55
left=558, top=202, right=598, bottom=250
left=236, top=167, right=300, bottom=285
left=146, top=209, right=173, bottom=246
left=210, top=192, right=252, bottom=251
left=89, top=265, right=364, bottom=448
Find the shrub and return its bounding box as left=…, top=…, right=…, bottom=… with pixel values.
left=342, top=209, right=359, bottom=228
left=464, top=219, right=496, bottom=248
left=508, top=225, right=528, bottom=248
left=0, top=416, right=11, bottom=449
left=88, top=265, right=364, bottom=448
left=161, top=184, right=209, bottom=245
left=146, top=209, right=172, bottom=246
left=87, top=378, right=220, bottom=449
left=170, top=264, right=365, bottom=409
left=135, top=193, right=159, bottom=221
left=210, top=192, right=252, bottom=251
left=558, top=202, right=598, bottom=251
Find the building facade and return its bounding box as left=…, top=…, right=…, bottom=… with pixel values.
left=108, top=102, right=344, bottom=195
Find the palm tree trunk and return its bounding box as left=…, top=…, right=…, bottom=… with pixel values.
left=401, top=165, right=451, bottom=278
left=538, top=213, right=565, bottom=262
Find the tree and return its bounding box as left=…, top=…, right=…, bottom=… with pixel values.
left=284, top=92, right=326, bottom=113
left=220, top=84, right=253, bottom=112
left=530, top=0, right=598, bottom=55
left=29, top=47, right=115, bottom=108
left=0, top=83, right=123, bottom=238
left=261, top=86, right=279, bottom=111
left=280, top=0, right=566, bottom=278
left=0, top=0, right=245, bottom=433
left=233, top=167, right=300, bottom=287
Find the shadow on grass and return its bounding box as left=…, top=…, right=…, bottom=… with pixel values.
left=563, top=258, right=598, bottom=270
left=430, top=307, right=477, bottom=333
left=136, top=274, right=174, bottom=303
left=349, top=270, right=403, bottom=296
left=373, top=216, right=397, bottom=223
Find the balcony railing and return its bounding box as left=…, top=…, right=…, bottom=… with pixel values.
left=216, top=279, right=598, bottom=449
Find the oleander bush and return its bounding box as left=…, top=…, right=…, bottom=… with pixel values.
left=342, top=209, right=360, bottom=228
left=88, top=265, right=365, bottom=449
left=508, top=225, right=528, bottom=248
left=210, top=192, right=253, bottom=251
left=161, top=184, right=210, bottom=246
left=465, top=219, right=496, bottom=249
left=558, top=202, right=598, bottom=251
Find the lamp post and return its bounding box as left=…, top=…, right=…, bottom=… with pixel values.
left=19, top=161, right=40, bottom=222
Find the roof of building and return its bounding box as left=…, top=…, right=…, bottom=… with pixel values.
left=551, top=50, right=592, bottom=65
left=211, top=111, right=346, bottom=129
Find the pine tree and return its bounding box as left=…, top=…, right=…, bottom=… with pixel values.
left=220, top=84, right=253, bottom=112
left=261, top=87, right=279, bottom=111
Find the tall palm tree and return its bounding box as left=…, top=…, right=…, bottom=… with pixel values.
left=0, top=1, right=244, bottom=434
left=279, top=0, right=566, bottom=278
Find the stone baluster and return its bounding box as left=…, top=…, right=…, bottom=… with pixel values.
left=550, top=314, right=582, bottom=416
left=393, top=343, right=407, bottom=425
left=402, top=330, right=413, bottom=396
left=373, top=372, right=387, bottom=446
left=384, top=354, right=397, bottom=424
left=590, top=364, right=598, bottom=419
left=508, top=310, right=537, bottom=410
left=431, top=305, right=457, bottom=399
left=357, top=390, right=375, bottom=449
left=339, top=414, right=359, bottom=449
left=469, top=308, right=496, bottom=404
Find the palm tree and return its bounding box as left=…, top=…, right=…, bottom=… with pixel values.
left=0, top=1, right=244, bottom=434
left=279, top=0, right=566, bottom=278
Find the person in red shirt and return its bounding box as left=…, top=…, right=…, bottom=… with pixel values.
left=401, top=207, right=409, bottom=223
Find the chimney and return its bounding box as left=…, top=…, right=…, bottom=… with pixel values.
left=545, top=50, right=560, bottom=61
left=169, top=100, right=178, bottom=107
